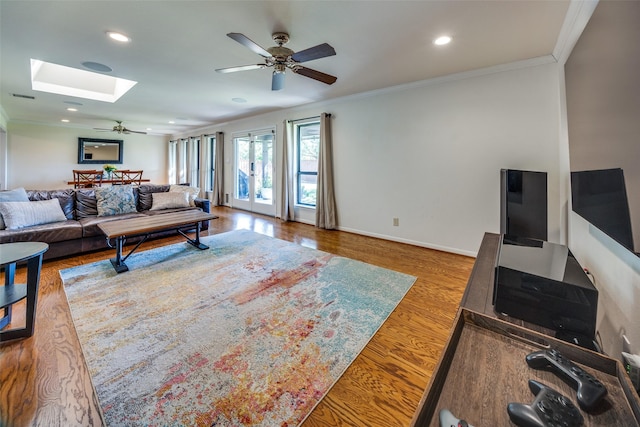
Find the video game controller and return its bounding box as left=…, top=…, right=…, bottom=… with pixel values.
left=526, top=348, right=607, bottom=411
left=439, top=409, right=473, bottom=427
left=507, top=380, right=584, bottom=427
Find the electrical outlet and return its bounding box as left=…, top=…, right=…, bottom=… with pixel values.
left=393, top=218, right=399, bottom=226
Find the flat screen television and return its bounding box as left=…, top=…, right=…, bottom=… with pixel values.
left=571, top=168, right=634, bottom=253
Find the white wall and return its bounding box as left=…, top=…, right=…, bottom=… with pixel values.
left=570, top=213, right=640, bottom=356
left=6, top=122, right=167, bottom=189
left=181, top=61, right=564, bottom=256
left=559, top=0, right=640, bottom=358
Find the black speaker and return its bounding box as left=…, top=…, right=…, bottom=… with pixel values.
left=500, top=169, right=548, bottom=241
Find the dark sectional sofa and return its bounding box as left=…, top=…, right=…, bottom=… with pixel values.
left=0, top=184, right=211, bottom=260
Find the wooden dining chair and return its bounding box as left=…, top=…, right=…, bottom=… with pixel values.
left=73, top=170, right=103, bottom=188
left=111, top=169, right=129, bottom=185
left=122, top=170, right=143, bottom=185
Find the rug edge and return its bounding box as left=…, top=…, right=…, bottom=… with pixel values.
left=296, top=275, right=418, bottom=426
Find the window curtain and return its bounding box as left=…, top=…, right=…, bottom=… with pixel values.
left=212, top=132, right=225, bottom=206
left=198, top=134, right=209, bottom=199
left=168, top=140, right=178, bottom=184
left=279, top=120, right=295, bottom=221
left=315, top=113, right=337, bottom=229
left=177, top=139, right=188, bottom=184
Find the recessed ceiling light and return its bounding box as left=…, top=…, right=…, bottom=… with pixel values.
left=66, top=107, right=78, bottom=112
left=61, top=119, right=70, bottom=123
left=168, top=121, right=175, bottom=124
left=107, top=31, right=131, bottom=43
left=434, top=35, right=452, bottom=46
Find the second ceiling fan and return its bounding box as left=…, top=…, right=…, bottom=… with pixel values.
left=216, top=32, right=337, bottom=91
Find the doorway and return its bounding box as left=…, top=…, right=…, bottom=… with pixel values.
left=233, top=129, right=275, bottom=216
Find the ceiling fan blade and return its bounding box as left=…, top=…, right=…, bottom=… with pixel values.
left=227, top=33, right=271, bottom=57
left=215, top=64, right=266, bottom=74
left=292, top=66, right=337, bottom=85
left=93, top=128, right=113, bottom=131
left=272, top=71, right=285, bottom=91
left=123, top=128, right=147, bottom=135
left=291, top=43, right=336, bottom=63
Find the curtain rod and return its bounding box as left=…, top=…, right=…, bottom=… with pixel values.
left=288, top=113, right=332, bottom=123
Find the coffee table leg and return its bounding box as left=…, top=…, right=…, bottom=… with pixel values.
left=110, top=236, right=129, bottom=273
left=185, top=221, right=209, bottom=250
left=23, top=253, right=43, bottom=337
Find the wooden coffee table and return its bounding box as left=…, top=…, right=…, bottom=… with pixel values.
left=98, top=210, right=217, bottom=273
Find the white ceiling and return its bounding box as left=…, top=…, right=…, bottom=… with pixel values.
left=0, top=0, right=571, bottom=136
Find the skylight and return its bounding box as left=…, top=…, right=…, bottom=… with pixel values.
left=30, top=59, right=137, bottom=103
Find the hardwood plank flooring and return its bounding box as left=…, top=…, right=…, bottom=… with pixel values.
left=0, top=207, right=475, bottom=426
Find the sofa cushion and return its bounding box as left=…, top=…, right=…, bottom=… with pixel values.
left=95, top=185, right=137, bottom=217
left=0, top=187, right=30, bottom=229
left=0, top=199, right=67, bottom=230
left=27, top=189, right=76, bottom=220
left=169, top=184, right=200, bottom=207
left=0, top=219, right=83, bottom=244
left=137, top=184, right=170, bottom=211
left=150, top=191, right=190, bottom=211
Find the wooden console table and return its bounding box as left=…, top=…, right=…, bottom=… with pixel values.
left=410, top=232, right=640, bottom=426
left=98, top=210, right=217, bottom=273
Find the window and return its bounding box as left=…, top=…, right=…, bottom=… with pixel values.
left=294, top=119, right=320, bottom=207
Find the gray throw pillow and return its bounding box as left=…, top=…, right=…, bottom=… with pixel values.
left=0, top=187, right=30, bottom=229
left=150, top=191, right=190, bottom=211
left=0, top=199, right=67, bottom=230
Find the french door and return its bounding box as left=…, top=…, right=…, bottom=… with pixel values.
left=233, top=129, right=275, bottom=216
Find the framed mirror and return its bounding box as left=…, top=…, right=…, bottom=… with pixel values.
left=78, top=137, right=123, bottom=164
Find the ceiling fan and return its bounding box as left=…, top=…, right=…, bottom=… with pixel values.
left=216, top=32, right=337, bottom=91
left=94, top=120, right=147, bottom=135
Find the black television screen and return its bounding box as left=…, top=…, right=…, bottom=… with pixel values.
left=500, top=169, right=548, bottom=241
left=571, top=168, right=634, bottom=252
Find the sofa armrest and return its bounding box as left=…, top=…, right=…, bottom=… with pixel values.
left=194, top=197, right=210, bottom=230
left=195, top=197, right=210, bottom=213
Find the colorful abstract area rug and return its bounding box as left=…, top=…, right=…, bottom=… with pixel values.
left=60, top=229, right=416, bottom=426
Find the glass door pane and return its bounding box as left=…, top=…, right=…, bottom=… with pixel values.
left=234, top=136, right=250, bottom=205
left=254, top=133, right=274, bottom=205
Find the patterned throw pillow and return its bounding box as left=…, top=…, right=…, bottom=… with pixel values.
left=95, top=185, right=137, bottom=217
left=150, top=191, right=190, bottom=211
left=0, top=199, right=67, bottom=230
left=169, top=185, right=200, bottom=207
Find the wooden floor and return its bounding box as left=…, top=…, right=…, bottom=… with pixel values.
left=0, top=207, right=475, bottom=426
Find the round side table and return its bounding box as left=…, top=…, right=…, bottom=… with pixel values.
left=1, top=242, right=48, bottom=342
